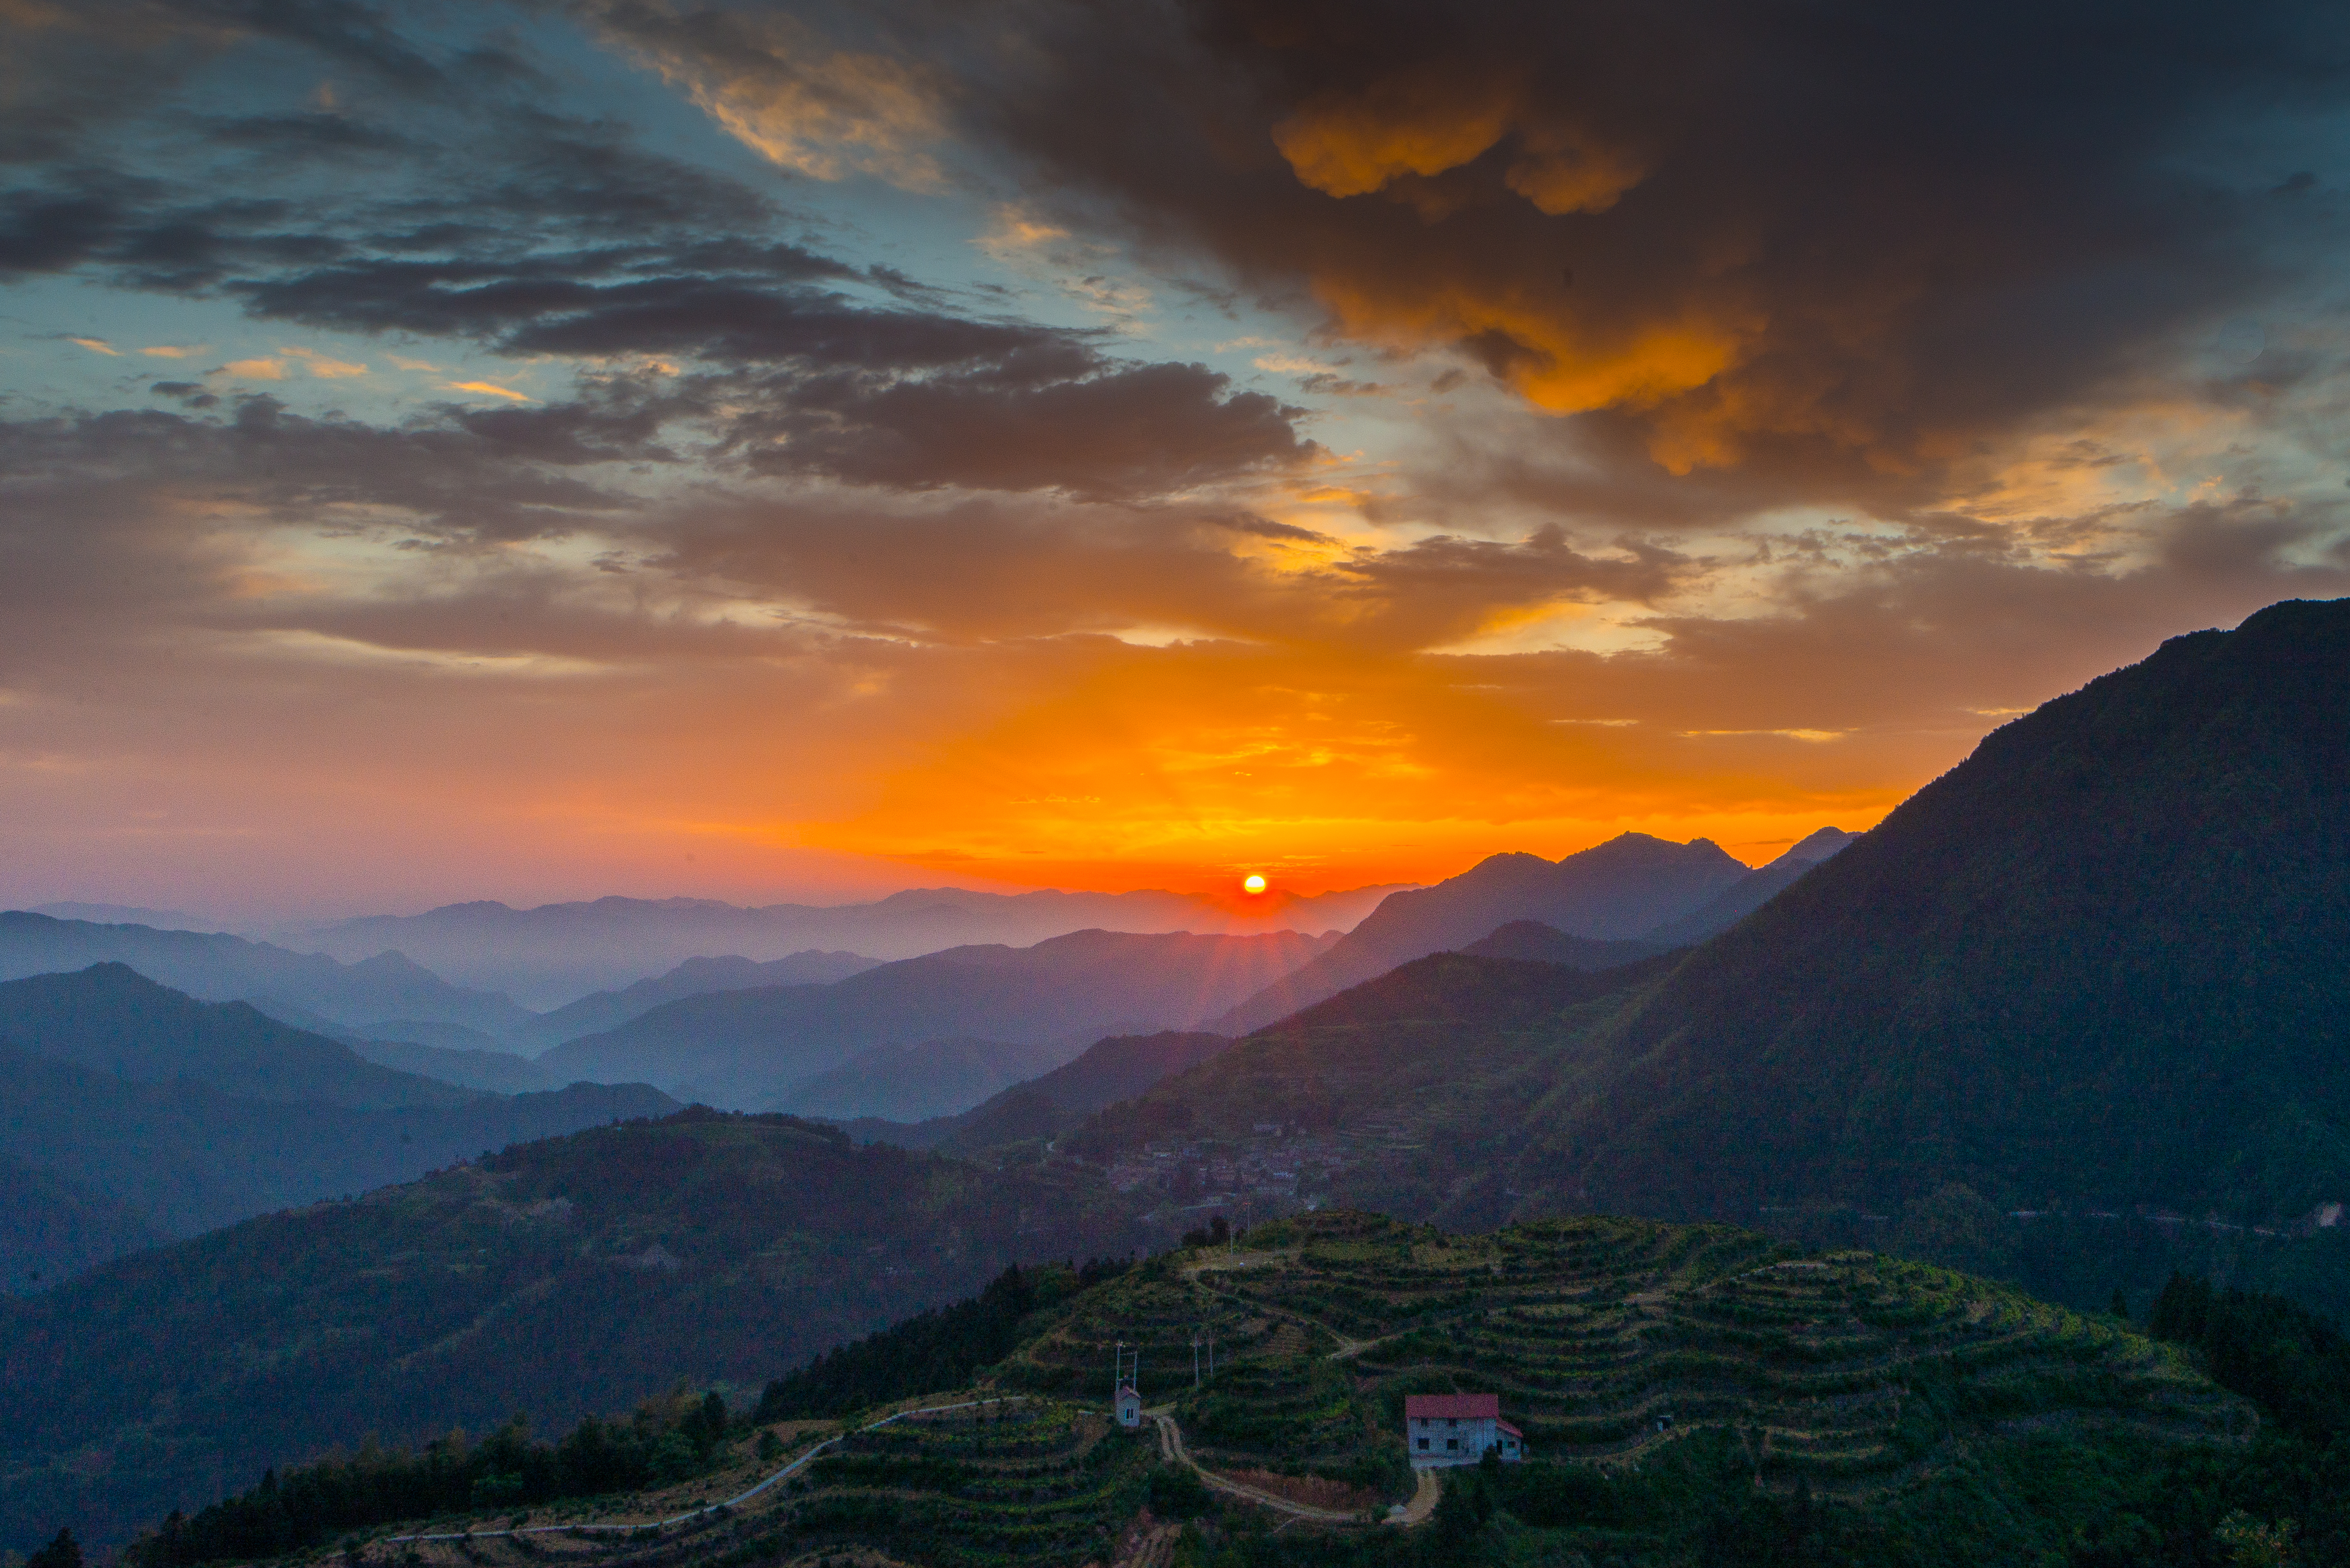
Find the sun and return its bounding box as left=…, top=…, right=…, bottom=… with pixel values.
left=1242, top=873, right=1268, bottom=894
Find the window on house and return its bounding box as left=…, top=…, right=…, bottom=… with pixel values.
left=1446, top=1438, right=1459, bottom=1450
left=1417, top=1438, right=1428, bottom=1450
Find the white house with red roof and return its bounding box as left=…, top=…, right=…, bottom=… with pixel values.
left=1404, top=1393, right=1524, bottom=1467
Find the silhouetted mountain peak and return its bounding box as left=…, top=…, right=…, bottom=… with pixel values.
left=1534, top=595, right=2350, bottom=1223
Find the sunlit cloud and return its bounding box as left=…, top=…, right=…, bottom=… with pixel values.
left=68, top=337, right=119, bottom=355
left=440, top=380, right=534, bottom=402
left=282, top=346, right=368, bottom=378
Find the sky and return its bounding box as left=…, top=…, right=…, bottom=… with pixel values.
left=3, top=0, right=2348, bottom=920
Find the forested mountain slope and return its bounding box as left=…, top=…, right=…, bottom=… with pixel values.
left=0, top=1110, right=1157, bottom=1551
left=1524, top=597, right=2350, bottom=1227
left=0, top=1155, right=166, bottom=1296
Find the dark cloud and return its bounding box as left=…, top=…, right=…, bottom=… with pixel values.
left=0, top=16, right=1315, bottom=505
left=806, top=0, right=2350, bottom=510
left=205, top=112, right=416, bottom=156
left=0, top=396, right=648, bottom=554
left=721, top=358, right=1313, bottom=497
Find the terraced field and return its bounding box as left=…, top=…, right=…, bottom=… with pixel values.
left=370, top=1398, right=1158, bottom=1568
left=144, top=1210, right=2262, bottom=1568
left=1000, top=1209, right=2243, bottom=1499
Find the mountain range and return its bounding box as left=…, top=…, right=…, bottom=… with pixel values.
left=0, top=912, right=531, bottom=1036
left=1210, top=826, right=1854, bottom=1033
left=11, top=598, right=2350, bottom=1556
left=502, top=950, right=883, bottom=1052
left=1522, top=597, right=2350, bottom=1226
left=0, top=965, right=674, bottom=1238
left=295, top=884, right=1407, bottom=1005
left=1053, top=598, right=2350, bottom=1317
left=541, top=928, right=1341, bottom=1111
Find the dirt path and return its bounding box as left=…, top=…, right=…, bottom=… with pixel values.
left=383, top=1397, right=1028, bottom=1544
left=1385, top=1469, right=1440, bottom=1526
left=1147, top=1412, right=1370, bottom=1525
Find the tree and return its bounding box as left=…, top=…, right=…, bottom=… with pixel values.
left=26, top=1529, right=81, bottom=1568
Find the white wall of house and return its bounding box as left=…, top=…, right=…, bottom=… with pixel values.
left=1408, top=1414, right=1496, bottom=1466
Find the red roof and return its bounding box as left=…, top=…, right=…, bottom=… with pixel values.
left=1405, top=1394, right=1499, bottom=1419
left=1496, top=1420, right=1523, bottom=1438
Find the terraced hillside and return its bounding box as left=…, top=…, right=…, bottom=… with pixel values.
left=1004, top=1211, right=2241, bottom=1500
left=147, top=1395, right=1167, bottom=1568
left=119, top=1211, right=2311, bottom=1568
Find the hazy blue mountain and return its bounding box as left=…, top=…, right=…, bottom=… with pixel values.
left=300, top=884, right=1404, bottom=1006
left=0, top=1037, right=675, bottom=1237
left=542, top=928, right=1339, bottom=1107
left=342, top=1031, right=563, bottom=1094
left=0, top=964, right=478, bottom=1110
left=778, top=1035, right=1067, bottom=1121
left=1640, top=825, right=1861, bottom=944
left=504, top=950, right=882, bottom=1053
left=0, top=1155, right=168, bottom=1296
left=0, top=911, right=530, bottom=1035
left=842, top=1030, right=1233, bottom=1154
left=1459, top=922, right=1673, bottom=967
left=1211, top=833, right=1755, bottom=1034
left=28, top=902, right=220, bottom=930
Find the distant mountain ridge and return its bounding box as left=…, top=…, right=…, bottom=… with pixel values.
left=779, top=1035, right=1068, bottom=1122
left=299, top=884, right=1407, bottom=1005
left=0, top=964, right=479, bottom=1110
left=1211, top=832, right=1753, bottom=1033
left=506, top=951, right=882, bottom=1053
left=541, top=928, right=1341, bottom=1108
left=1644, top=825, right=1860, bottom=944
left=837, top=1030, right=1234, bottom=1153
left=0, top=912, right=531, bottom=1035
left=0, top=966, right=676, bottom=1241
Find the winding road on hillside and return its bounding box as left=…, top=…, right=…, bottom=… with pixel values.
left=1146, top=1409, right=1376, bottom=1524
left=1175, top=1250, right=1442, bottom=1526
left=382, top=1397, right=1026, bottom=1545
left=381, top=1250, right=1441, bottom=1549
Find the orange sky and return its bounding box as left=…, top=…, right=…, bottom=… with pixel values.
left=2, top=1, right=2345, bottom=918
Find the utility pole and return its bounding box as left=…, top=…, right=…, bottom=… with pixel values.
left=1192, top=1332, right=1201, bottom=1389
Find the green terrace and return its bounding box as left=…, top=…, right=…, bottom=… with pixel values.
left=1001, top=1210, right=2242, bottom=1501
